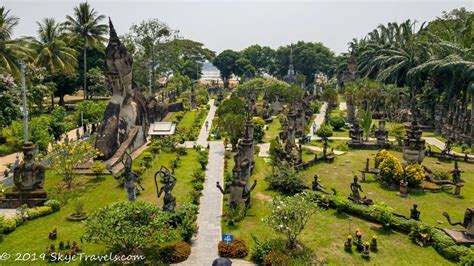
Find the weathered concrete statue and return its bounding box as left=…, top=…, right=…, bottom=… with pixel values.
left=216, top=178, right=257, bottom=209
left=349, top=176, right=363, bottom=201
left=410, top=204, right=420, bottom=220
left=443, top=208, right=474, bottom=243
left=107, top=152, right=144, bottom=201
left=312, top=174, right=327, bottom=194
left=95, top=18, right=149, bottom=161
left=154, top=166, right=177, bottom=212
left=13, top=142, right=45, bottom=191
left=0, top=142, right=47, bottom=208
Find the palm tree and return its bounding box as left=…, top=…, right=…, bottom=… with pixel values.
left=31, top=18, right=78, bottom=108
left=64, top=2, right=107, bottom=99
left=0, top=7, right=31, bottom=77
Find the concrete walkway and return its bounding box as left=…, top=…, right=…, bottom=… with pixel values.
left=308, top=102, right=328, bottom=137
left=182, top=141, right=224, bottom=265
left=302, top=145, right=346, bottom=155
left=339, top=102, right=347, bottom=111
left=424, top=137, right=474, bottom=158
left=197, top=99, right=216, bottom=146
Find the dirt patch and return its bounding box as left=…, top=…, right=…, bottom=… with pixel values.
left=255, top=192, right=272, bottom=201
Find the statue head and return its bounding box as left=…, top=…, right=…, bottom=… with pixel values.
left=353, top=176, right=358, bottom=182
left=413, top=204, right=418, bottom=210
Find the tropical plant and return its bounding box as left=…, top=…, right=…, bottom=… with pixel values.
left=360, top=110, right=372, bottom=142
left=31, top=18, right=78, bottom=108
left=64, top=2, right=107, bottom=99
left=263, top=192, right=320, bottom=250
left=0, top=7, right=31, bottom=77
left=83, top=201, right=176, bottom=255
left=265, top=162, right=306, bottom=195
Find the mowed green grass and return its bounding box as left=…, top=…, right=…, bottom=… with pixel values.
left=222, top=150, right=470, bottom=264
left=263, top=118, right=281, bottom=143
left=0, top=148, right=200, bottom=265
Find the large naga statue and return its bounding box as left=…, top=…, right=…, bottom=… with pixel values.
left=95, top=19, right=149, bottom=162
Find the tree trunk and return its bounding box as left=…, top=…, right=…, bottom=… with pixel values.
left=83, top=42, right=88, bottom=100
left=51, top=94, right=55, bottom=109
left=59, top=94, right=65, bottom=107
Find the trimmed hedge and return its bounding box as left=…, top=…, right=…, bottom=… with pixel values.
left=1, top=205, right=58, bottom=234
left=310, top=191, right=474, bottom=263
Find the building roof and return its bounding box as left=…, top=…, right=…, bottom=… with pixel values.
left=148, top=122, right=176, bottom=136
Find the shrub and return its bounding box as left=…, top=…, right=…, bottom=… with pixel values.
left=330, top=115, right=346, bottom=130
left=374, top=149, right=390, bottom=168
left=189, top=190, right=201, bottom=205
left=3, top=218, right=16, bottom=233
left=253, top=117, right=266, bottom=143
left=404, top=164, right=425, bottom=187
left=379, top=154, right=403, bottom=185
left=265, top=163, right=306, bottom=195
left=37, top=206, right=53, bottom=217
left=176, top=147, right=187, bottom=156
left=250, top=235, right=273, bottom=263
left=263, top=250, right=291, bottom=265
left=159, top=241, right=191, bottom=264
left=311, top=101, right=322, bottom=113
left=218, top=238, right=249, bottom=258
left=26, top=208, right=40, bottom=220
left=316, top=123, right=333, bottom=140
left=172, top=204, right=198, bottom=242
left=198, top=150, right=209, bottom=170
left=368, top=203, right=393, bottom=228
left=83, top=201, right=177, bottom=255
left=90, top=161, right=106, bottom=179
left=263, top=192, right=319, bottom=250
left=44, top=199, right=61, bottom=212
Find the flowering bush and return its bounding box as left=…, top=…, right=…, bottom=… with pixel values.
left=404, top=164, right=425, bottom=187
left=379, top=154, right=403, bottom=185
left=263, top=192, right=319, bottom=250
left=374, top=149, right=390, bottom=168
left=218, top=238, right=248, bottom=258
left=159, top=241, right=191, bottom=263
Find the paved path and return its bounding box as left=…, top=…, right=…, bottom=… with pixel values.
left=308, top=102, right=328, bottom=137
left=182, top=141, right=224, bottom=265
left=257, top=143, right=270, bottom=157
left=424, top=137, right=474, bottom=158
left=339, top=101, right=347, bottom=111
left=302, top=145, right=346, bottom=155
left=197, top=99, right=216, bottom=146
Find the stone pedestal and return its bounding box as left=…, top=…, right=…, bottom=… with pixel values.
left=0, top=190, right=47, bottom=208
left=397, top=183, right=408, bottom=197
left=443, top=229, right=474, bottom=245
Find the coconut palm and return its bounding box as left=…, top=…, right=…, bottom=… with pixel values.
left=31, top=18, right=78, bottom=108
left=0, top=7, right=31, bottom=77
left=64, top=2, right=107, bottom=99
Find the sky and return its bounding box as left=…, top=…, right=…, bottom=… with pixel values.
left=4, top=0, right=472, bottom=55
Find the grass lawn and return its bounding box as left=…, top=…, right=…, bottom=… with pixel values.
left=263, top=118, right=281, bottom=143
left=222, top=148, right=472, bottom=264
left=0, top=148, right=201, bottom=264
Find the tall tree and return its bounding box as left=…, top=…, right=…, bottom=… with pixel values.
left=31, top=18, right=77, bottom=108
left=0, top=6, right=31, bottom=77
left=212, top=49, right=241, bottom=88
left=64, top=2, right=107, bottom=99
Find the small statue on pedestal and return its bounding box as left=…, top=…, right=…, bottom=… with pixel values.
left=312, top=174, right=327, bottom=194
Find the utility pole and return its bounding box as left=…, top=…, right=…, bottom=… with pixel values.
left=20, top=61, right=28, bottom=143
left=149, top=59, right=153, bottom=95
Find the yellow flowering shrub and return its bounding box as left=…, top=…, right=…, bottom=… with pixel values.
left=404, top=164, right=425, bottom=187
left=379, top=154, right=403, bottom=184
left=374, top=149, right=390, bottom=168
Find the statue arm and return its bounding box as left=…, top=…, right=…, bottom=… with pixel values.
left=216, top=182, right=226, bottom=194
left=157, top=186, right=164, bottom=198
left=249, top=180, right=257, bottom=192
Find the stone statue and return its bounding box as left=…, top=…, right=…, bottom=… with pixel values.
left=450, top=161, right=463, bottom=184
left=154, top=165, right=177, bottom=212
left=349, top=123, right=363, bottom=144
left=107, top=152, right=144, bottom=201
left=349, top=176, right=363, bottom=201
left=95, top=19, right=150, bottom=161
left=312, top=174, right=327, bottom=194
left=13, top=142, right=45, bottom=191
left=410, top=204, right=420, bottom=220
left=216, top=178, right=257, bottom=209
left=443, top=208, right=474, bottom=242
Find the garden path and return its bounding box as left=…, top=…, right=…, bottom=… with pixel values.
left=308, top=102, right=328, bottom=137
left=182, top=141, right=224, bottom=265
